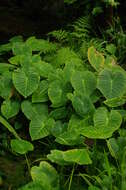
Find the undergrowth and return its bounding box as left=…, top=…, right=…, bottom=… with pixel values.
left=1, top=1, right=126, bottom=189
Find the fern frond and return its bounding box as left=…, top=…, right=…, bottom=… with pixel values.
left=79, top=38, right=106, bottom=60
left=89, top=38, right=106, bottom=52
left=48, top=29, right=69, bottom=42
left=71, top=16, right=91, bottom=39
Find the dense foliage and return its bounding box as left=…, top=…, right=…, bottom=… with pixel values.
left=1, top=0, right=126, bottom=190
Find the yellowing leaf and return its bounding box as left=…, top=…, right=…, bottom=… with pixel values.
left=88, top=46, right=104, bottom=71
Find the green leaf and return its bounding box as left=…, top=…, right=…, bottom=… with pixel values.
left=50, top=121, right=67, bottom=137
left=107, top=138, right=119, bottom=159
left=9, top=35, right=23, bottom=43
left=18, top=181, right=44, bottom=190
left=1, top=100, right=20, bottom=119
left=0, top=71, right=13, bottom=99
left=104, top=97, right=126, bottom=107
left=29, top=117, right=51, bottom=141
left=26, top=36, right=57, bottom=52
left=32, top=80, right=49, bottom=103
left=88, top=186, right=100, bottom=190
left=97, top=68, right=126, bottom=99
left=55, top=130, right=84, bottom=145
left=106, top=44, right=116, bottom=55
left=0, top=63, right=15, bottom=73
left=11, top=139, right=34, bottom=154
left=21, top=100, right=48, bottom=120
left=68, top=92, right=95, bottom=117
left=93, top=107, right=109, bottom=128
left=31, top=161, right=59, bottom=190
left=0, top=43, right=12, bottom=54
left=53, top=47, right=82, bottom=67
left=8, top=55, right=21, bottom=65
left=80, top=109, right=122, bottom=139
left=13, top=68, right=40, bottom=98
left=47, top=149, right=92, bottom=165
left=71, top=71, right=96, bottom=96
left=49, top=107, right=68, bottom=120
left=48, top=80, right=71, bottom=107
left=88, top=46, right=104, bottom=71
left=12, top=42, right=32, bottom=56
left=32, top=61, right=54, bottom=78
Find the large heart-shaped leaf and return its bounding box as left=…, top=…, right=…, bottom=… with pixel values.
left=97, top=68, right=126, bottom=99
left=32, top=61, right=54, bottom=78
left=32, top=80, right=49, bottom=103
left=48, top=80, right=71, bottom=107
left=18, top=182, right=44, bottom=190
left=104, top=97, right=126, bottom=107
left=13, top=68, right=40, bottom=98
left=68, top=92, right=95, bottom=117
left=55, top=130, right=84, bottom=145
left=88, top=46, right=104, bottom=71
left=47, top=149, right=92, bottom=165
left=26, top=36, right=57, bottom=52
left=71, top=70, right=96, bottom=96
left=53, top=47, right=82, bottom=67
left=31, top=161, right=59, bottom=190
left=0, top=71, right=13, bottom=99
left=12, top=42, right=32, bottom=56
left=80, top=108, right=122, bottom=139
left=21, top=100, right=48, bottom=120
left=49, top=107, right=68, bottom=120
left=29, top=117, right=54, bottom=140
left=1, top=99, right=20, bottom=119
left=11, top=139, right=34, bottom=154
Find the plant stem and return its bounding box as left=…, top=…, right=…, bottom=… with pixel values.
left=0, top=115, right=20, bottom=140
left=25, top=154, right=31, bottom=175
left=68, top=164, right=75, bottom=190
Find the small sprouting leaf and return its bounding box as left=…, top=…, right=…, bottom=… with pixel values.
left=21, top=100, right=48, bottom=120
left=32, top=80, right=49, bottom=103
left=88, top=46, right=104, bottom=71
left=11, top=139, right=34, bottom=154
left=13, top=68, right=40, bottom=98
left=1, top=99, right=20, bottom=119
left=31, top=161, right=59, bottom=190
left=47, top=149, right=92, bottom=165
left=104, top=97, right=126, bottom=107
left=97, top=68, right=126, bottom=99
left=71, top=70, right=96, bottom=96
left=80, top=109, right=122, bottom=139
